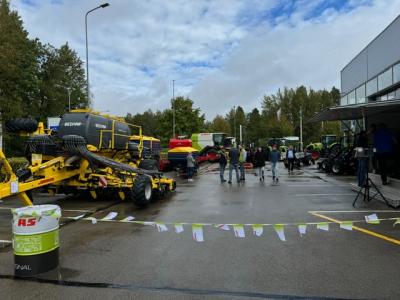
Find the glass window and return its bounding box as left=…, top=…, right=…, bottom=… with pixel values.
left=378, top=68, right=392, bottom=90
left=388, top=91, right=395, bottom=100
left=393, top=63, right=400, bottom=83
left=379, top=94, right=388, bottom=101
left=396, top=88, right=400, bottom=98
left=356, top=84, right=366, bottom=103
left=348, top=90, right=356, bottom=105
left=340, top=95, right=348, bottom=106
left=366, top=77, right=377, bottom=96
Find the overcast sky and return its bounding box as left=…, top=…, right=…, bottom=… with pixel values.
left=11, top=0, right=400, bottom=119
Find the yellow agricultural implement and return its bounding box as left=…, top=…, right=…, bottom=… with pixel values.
left=0, top=110, right=175, bottom=207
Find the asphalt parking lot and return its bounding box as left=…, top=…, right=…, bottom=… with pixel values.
left=0, top=163, right=399, bottom=300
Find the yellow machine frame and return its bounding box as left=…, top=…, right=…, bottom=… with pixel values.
left=0, top=110, right=175, bottom=206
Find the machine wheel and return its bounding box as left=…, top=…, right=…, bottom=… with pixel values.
left=332, top=163, right=341, bottom=175
left=5, top=118, right=38, bottom=133
left=129, top=175, right=153, bottom=207
left=139, top=159, right=159, bottom=171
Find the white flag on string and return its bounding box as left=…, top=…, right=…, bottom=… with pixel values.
left=174, top=223, right=184, bottom=233
left=101, top=212, right=118, bottom=221
left=273, top=224, right=286, bottom=241
left=252, top=224, right=263, bottom=237
left=87, top=217, right=97, bottom=224
left=192, top=224, right=204, bottom=242
left=298, top=224, right=307, bottom=237
left=121, top=216, right=135, bottom=222
left=317, top=222, right=329, bottom=231
left=233, top=224, right=245, bottom=238
left=156, top=223, right=168, bottom=232
left=216, top=224, right=230, bottom=231
left=340, top=221, right=353, bottom=231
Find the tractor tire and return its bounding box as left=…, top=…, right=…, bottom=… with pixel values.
left=332, top=163, right=342, bottom=175
left=128, top=175, right=153, bottom=207
left=5, top=118, right=38, bottom=133
left=139, top=159, right=159, bottom=171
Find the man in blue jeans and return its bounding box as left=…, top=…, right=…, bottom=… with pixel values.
left=269, top=144, right=280, bottom=182
left=228, top=146, right=240, bottom=184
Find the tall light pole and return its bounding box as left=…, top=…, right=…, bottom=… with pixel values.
left=85, top=3, right=110, bottom=108
left=55, top=84, right=71, bottom=111
left=233, top=106, right=236, bottom=141
left=172, top=80, right=175, bottom=138
left=300, top=107, right=303, bottom=151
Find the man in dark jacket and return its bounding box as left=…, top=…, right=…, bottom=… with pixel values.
left=254, top=147, right=266, bottom=181
left=219, top=147, right=228, bottom=183
left=228, top=146, right=240, bottom=184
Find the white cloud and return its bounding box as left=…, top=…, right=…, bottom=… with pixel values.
left=10, top=0, right=400, bottom=119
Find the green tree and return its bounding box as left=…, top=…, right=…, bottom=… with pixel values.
left=125, top=109, right=162, bottom=137
left=0, top=0, right=38, bottom=120
left=34, top=43, right=88, bottom=119
left=209, top=115, right=230, bottom=133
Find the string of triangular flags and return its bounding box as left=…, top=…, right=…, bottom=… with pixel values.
left=62, top=212, right=400, bottom=242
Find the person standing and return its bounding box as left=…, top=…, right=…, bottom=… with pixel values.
left=186, top=152, right=195, bottom=182
left=254, top=147, right=266, bottom=181
left=228, top=145, right=240, bottom=184
left=286, top=145, right=296, bottom=174
left=269, top=144, right=280, bottom=182
left=373, top=123, right=397, bottom=185
left=239, top=146, right=247, bottom=181
left=356, top=130, right=369, bottom=187
left=219, top=147, right=228, bottom=183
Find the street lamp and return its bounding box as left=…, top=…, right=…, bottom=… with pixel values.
left=85, top=3, right=110, bottom=108
left=55, top=84, right=71, bottom=111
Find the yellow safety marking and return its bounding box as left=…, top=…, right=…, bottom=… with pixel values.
left=309, top=211, right=400, bottom=246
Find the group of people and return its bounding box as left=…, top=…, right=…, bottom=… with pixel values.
left=218, top=145, right=282, bottom=184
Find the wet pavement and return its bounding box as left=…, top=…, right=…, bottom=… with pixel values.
left=0, top=163, right=399, bottom=299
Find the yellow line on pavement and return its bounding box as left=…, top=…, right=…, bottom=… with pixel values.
left=309, top=211, right=400, bottom=246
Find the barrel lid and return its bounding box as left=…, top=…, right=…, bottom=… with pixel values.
left=12, top=205, right=61, bottom=219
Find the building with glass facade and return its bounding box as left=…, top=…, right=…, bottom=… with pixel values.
left=340, top=15, right=400, bottom=106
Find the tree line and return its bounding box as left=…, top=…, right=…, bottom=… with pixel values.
left=126, top=86, right=341, bottom=147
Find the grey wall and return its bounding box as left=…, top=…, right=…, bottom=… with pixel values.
left=341, top=15, right=400, bottom=94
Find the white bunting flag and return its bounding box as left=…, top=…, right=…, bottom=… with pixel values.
left=317, top=222, right=329, bottom=231
left=252, top=224, right=263, bottom=237
left=174, top=223, right=184, bottom=233
left=365, top=214, right=380, bottom=224
left=298, top=224, right=307, bottom=237
left=121, top=216, right=135, bottom=222
left=340, top=221, right=353, bottom=231
left=217, top=224, right=230, bottom=231
left=143, top=221, right=155, bottom=226
left=71, top=214, right=85, bottom=220
left=273, top=224, right=286, bottom=241
left=87, top=217, right=97, bottom=224
left=156, top=223, right=168, bottom=232
left=233, top=224, right=245, bottom=238
left=101, top=212, right=118, bottom=221
left=192, top=224, right=204, bottom=242
left=394, top=219, right=400, bottom=227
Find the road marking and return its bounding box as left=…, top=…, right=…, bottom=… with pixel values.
left=309, top=211, right=400, bottom=246
left=295, top=193, right=354, bottom=196
left=310, top=210, right=397, bottom=213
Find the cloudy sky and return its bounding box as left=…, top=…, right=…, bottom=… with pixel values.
left=11, top=0, right=400, bottom=119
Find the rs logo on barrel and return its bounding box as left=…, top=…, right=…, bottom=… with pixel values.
left=17, top=218, right=37, bottom=226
